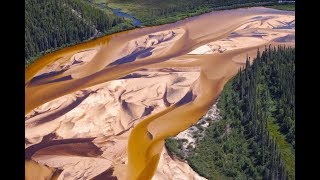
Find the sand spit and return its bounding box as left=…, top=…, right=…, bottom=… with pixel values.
left=25, top=7, right=294, bottom=180
left=34, top=48, right=99, bottom=78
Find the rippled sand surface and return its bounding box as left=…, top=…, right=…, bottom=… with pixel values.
left=25, top=7, right=294, bottom=180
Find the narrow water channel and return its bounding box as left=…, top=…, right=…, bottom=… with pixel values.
left=112, top=8, right=142, bottom=27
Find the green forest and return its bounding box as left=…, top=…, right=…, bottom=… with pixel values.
left=166, top=46, right=295, bottom=179
left=25, top=0, right=134, bottom=66
left=106, top=0, right=279, bottom=25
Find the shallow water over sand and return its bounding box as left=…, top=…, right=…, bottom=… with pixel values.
left=25, top=7, right=294, bottom=179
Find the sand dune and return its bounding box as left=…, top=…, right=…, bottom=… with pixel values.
left=60, top=28, right=186, bottom=80
left=25, top=7, right=294, bottom=180
left=34, top=48, right=99, bottom=78
left=26, top=68, right=201, bottom=179
left=188, top=14, right=295, bottom=55
left=26, top=69, right=200, bottom=144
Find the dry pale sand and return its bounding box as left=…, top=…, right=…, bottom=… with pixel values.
left=25, top=7, right=294, bottom=180
left=26, top=68, right=201, bottom=179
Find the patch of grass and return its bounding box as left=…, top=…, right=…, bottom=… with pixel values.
left=106, top=1, right=279, bottom=26
left=266, top=3, right=295, bottom=11
left=92, top=0, right=107, bottom=3
left=267, top=118, right=295, bottom=179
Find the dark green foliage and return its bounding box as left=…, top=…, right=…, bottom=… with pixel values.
left=165, top=138, right=185, bottom=160
left=25, top=0, right=127, bottom=66
left=107, top=0, right=278, bottom=26
left=266, top=2, right=295, bottom=11
left=166, top=46, right=295, bottom=179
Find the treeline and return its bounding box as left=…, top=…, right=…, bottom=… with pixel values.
left=166, top=46, right=295, bottom=179
left=25, top=0, right=126, bottom=66
left=146, top=0, right=274, bottom=18
left=107, top=0, right=278, bottom=25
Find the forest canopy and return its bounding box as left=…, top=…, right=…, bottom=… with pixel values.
left=25, top=0, right=128, bottom=66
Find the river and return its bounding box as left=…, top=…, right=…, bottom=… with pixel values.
left=25, top=7, right=294, bottom=180
left=112, top=8, right=142, bottom=27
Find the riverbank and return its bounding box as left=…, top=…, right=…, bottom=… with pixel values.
left=165, top=102, right=221, bottom=160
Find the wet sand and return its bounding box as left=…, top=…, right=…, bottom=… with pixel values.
left=25, top=7, right=294, bottom=180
